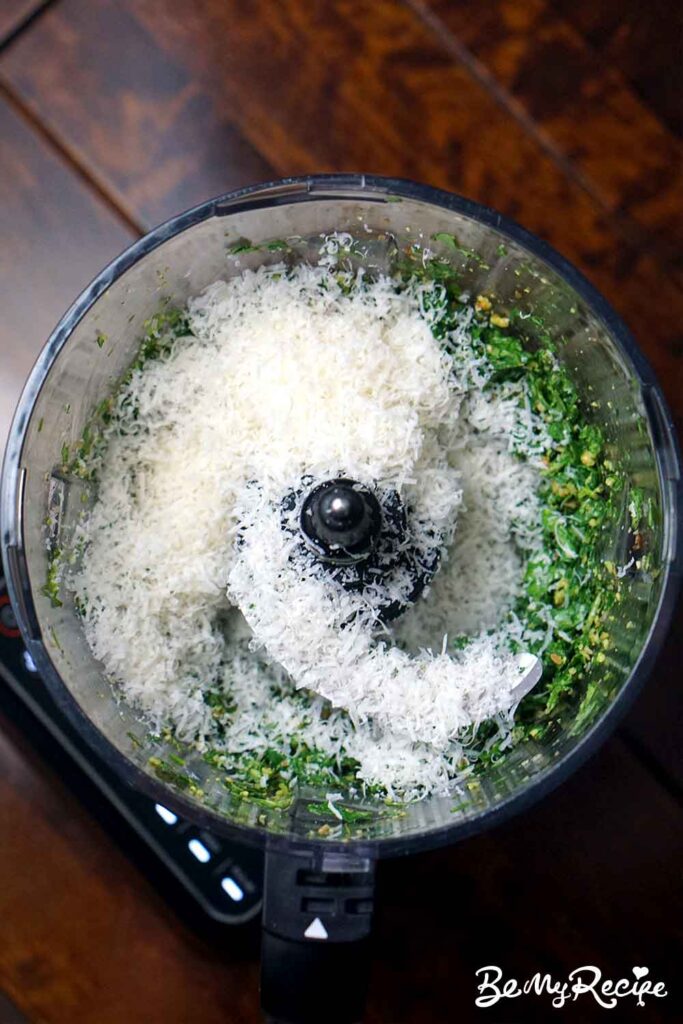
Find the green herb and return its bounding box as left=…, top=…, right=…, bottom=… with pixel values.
left=95, top=331, right=107, bottom=349
left=42, top=551, right=63, bottom=607
left=226, top=239, right=258, bottom=255
left=48, top=625, right=64, bottom=654
left=307, top=801, right=374, bottom=824
left=204, top=690, right=237, bottom=716
left=431, top=231, right=461, bottom=250
left=148, top=756, right=202, bottom=796
left=199, top=734, right=378, bottom=813
left=226, top=236, right=292, bottom=256
left=390, top=252, right=634, bottom=757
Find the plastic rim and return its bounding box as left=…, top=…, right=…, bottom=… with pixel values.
left=2, top=173, right=681, bottom=858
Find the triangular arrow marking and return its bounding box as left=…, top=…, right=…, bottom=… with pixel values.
left=304, top=916, right=328, bottom=940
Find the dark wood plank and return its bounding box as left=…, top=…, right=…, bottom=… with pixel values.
left=0, top=0, right=680, bottom=414
left=552, top=0, right=683, bottom=137
left=374, top=735, right=683, bottom=1023
left=2, top=710, right=680, bottom=1024
left=0, top=0, right=47, bottom=44
left=0, top=992, right=30, bottom=1024
left=0, top=0, right=275, bottom=229
left=413, top=0, right=683, bottom=277
left=621, top=612, right=683, bottom=791
left=0, top=716, right=259, bottom=1024
left=1, top=0, right=681, bottom=781
left=0, top=96, right=134, bottom=445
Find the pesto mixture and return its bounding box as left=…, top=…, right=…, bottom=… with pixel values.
left=50, top=234, right=646, bottom=830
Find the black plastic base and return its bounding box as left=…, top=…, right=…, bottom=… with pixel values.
left=261, top=846, right=375, bottom=1024
left=261, top=931, right=370, bottom=1024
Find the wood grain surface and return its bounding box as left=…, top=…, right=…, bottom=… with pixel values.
left=2, top=0, right=681, bottom=413
left=413, top=0, right=683, bottom=273
left=0, top=2, right=681, bottom=1022
left=551, top=0, right=683, bottom=136
left=0, top=94, right=134, bottom=445
left=0, top=717, right=259, bottom=1024
left=2, top=0, right=276, bottom=229
left=0, top=0, right=49, bottom=44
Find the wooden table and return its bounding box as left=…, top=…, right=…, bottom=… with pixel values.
left=0, top=2, right=681, bottom=1021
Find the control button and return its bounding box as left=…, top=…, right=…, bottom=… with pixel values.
left=221, top=876, right=245, bottom=902
left=187, top=838, right=212, bottom=863
left=154, top=803, right=178, bottom=825
left=23, top=650, right=38, bottom=674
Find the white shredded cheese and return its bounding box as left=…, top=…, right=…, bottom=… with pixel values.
left=72, top=261, right=546, bottom=798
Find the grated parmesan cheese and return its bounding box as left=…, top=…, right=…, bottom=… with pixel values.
left=72, top=260, right=547, bottom=798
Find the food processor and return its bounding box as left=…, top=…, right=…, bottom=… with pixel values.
left=2, top=175, right=681, bottom=1024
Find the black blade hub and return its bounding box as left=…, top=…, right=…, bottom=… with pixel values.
left=300, top=479, right=382, bottom=564
left=279, top=476, right=441, bottom=622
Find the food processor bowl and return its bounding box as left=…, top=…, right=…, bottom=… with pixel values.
left=2, top=175, right=680, bottom=1024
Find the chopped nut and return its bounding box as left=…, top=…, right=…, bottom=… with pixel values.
left=551, top=480, right=576, bottom=498
left=580, top=450, right=596, bottom=467
left=317, top=824, right=332, bottom=836
left=475, top=294, right=492, bottom=312
left=490, top=313, right=510, bottom=328
left=550, top=652, right=564, bottom=666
